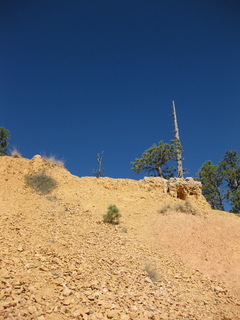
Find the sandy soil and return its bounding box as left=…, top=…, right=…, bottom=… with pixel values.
left=0, top=155, right=240, bottom=320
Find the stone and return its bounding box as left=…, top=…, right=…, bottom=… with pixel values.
left=62, top=286, right=72, bottom=296
left=62, top=296, right=74, bottom=305
left=107, top=309, right=119, bottom=319
left=28, top=305, right=38, bottom=314
left=214, top=286, right=225, bottom=293
left=129, top=312, right=138, bottom=319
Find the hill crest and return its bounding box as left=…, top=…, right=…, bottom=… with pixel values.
left=0, top=155, right=240, bottom=320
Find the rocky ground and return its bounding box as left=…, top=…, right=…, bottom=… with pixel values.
left=0, top=155, right=240, bottom=320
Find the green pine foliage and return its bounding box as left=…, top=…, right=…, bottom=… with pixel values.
left=218, top=151, right=240, bottom=213
left=197, top=150, right=240, bottom=213
left=0, top=127, right=10, bottom=156
left=196, top=160, right=224, bottom=211
left=103, top=205, right=121, bottom=224
left=131, top=141, right=177, bottom=178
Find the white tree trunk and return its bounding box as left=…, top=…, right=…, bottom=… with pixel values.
left=171, top=101, right=183, bottom=178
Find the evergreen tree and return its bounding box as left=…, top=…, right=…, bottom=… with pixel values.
left=131, top=141, right=176, bottom=178
left=0, top=127, right=10, bottom=156
left=197, top=160, right=224, bottom=210
left=218, top=150, right=240, bottom=213
left=197, top=150, right=240, bottom=213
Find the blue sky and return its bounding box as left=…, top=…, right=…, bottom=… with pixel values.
left=1, top=0, right=240, bottom=179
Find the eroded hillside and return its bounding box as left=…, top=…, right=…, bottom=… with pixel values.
left=0, top=155, right=240, bottom=320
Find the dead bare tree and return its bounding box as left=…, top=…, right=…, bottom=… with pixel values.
left=171, top=101, right=183, bottom=178
left=93, top=151, right=104, bottom=178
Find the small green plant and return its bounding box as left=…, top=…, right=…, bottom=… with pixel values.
left=25, top=171, right=58, bottom=195
left=103, top=205, right=121, bottom=224
left=122, top=227, right=128, bottom=233
left=145, top=263, right=159, bottom=282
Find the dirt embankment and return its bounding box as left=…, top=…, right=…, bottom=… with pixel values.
left=0, top=155, right=239, bottom=320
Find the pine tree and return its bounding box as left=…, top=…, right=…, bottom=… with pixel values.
left=131, top=141, right=176, bottom=178
left=197, top=150, right=240, bottom=213
left=197, top=160, right=225, bottom=210
left=0, top=127, right=10, bottom=156
left=218, top=150, right=240, bottom=213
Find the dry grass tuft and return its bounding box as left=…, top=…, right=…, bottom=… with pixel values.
left=11, top=149, right=22, bottom=158
left=42, top=155, right=65, bottom=168
left=158, top=203, right=172, bottom=215
left=159, top=199, right=198, bottom=215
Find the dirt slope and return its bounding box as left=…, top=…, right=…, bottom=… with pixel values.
left=0, top=155, right=240, bottom=320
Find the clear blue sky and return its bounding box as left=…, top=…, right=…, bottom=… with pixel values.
left=1, top=0, right=239, bottom=179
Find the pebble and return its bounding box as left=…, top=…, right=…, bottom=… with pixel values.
left=62, top=286, right=72, bottom=296
left=107, top=309, right=119, bottom=318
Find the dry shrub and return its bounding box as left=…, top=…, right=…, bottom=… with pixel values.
left=176, top=200, right=197, bottom=215
left=159, top=200, right=198, bottom=215
left=11, top=149, right=22, bottom=158
left=25, top=171, right=58, bottom=195
left=145, top=263, right=159, bottom=282
left=42, top=155, right=65, bottom=168
left=158, top=203, right=172, bottom=215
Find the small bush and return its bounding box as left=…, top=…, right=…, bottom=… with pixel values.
left=42, top=155, right=65, bottom=168
left=175, top=200, right=197, bottom=215
left=103, top=205, right=121, bottom=225
left=25, top=171, right=58, bottom=195
left=159, top=200, right=198, bottom=215
left=145, top=263, right=159, bottom=282
left=158, top=203, right=172, bottom=215
left=46, top=196, right=57, bottom=202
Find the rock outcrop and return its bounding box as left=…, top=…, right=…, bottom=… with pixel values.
left=143, top=176, right=202, bottom=199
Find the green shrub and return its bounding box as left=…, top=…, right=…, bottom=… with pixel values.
left=25, top=171, right=58, bottom=195
left=103, top=205, right=121, bottom=224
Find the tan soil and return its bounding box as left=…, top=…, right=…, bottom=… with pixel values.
left=0, top=155, right=240, bottom=320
